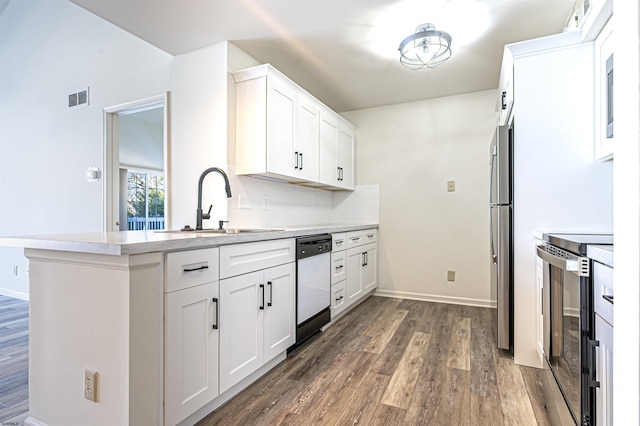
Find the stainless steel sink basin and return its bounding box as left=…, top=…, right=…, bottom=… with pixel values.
left=157, top=228, right=283, bottom=234
left=197, top=228, right=283, bottom=234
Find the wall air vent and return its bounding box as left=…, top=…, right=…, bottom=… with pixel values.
left=68, top=87, right=90, bottom=108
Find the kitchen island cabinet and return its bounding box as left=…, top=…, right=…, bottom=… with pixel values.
left=0, top=224, right=376, bottom=425
left=164, top=248, right=219, bottom=425
left=218, top=239, right=295, bottom=393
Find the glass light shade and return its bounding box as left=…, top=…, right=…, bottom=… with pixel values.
left=399, top=23, right=452, bottom=69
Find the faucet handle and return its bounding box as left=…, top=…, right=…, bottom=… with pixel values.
left=202, top=205, right=212, bottom=220
left=218, top=220, right=229, bottom=230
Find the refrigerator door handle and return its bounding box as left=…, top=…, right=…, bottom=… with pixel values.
left=489, top=148, right=497, bottom=263
left=490, top=209, right=497, bottom=264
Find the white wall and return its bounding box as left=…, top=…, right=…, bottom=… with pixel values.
left=0, top=0, right=173, bottom=298
left=168, top=42, right=231, bottom=229
left=613, top=0, right=640, bottom=422
left=342, top=90, right=498, bottom=307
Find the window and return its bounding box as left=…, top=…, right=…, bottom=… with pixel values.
left=126, top=170, right=165, bottom=230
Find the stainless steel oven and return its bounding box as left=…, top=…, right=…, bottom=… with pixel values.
left=537, top=233, right=613, bottom=426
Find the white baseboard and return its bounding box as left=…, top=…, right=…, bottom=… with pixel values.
left=25, top=416, right=47, bottom=426
left=374, top=289, right=496, bottom=309
left=0, top=288, right=29, bottom=301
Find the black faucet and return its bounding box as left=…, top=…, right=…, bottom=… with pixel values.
left=196, top=167, right=232, bottom=230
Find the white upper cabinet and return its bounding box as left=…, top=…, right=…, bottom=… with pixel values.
left=566, top=0, right=612, bottom=42
left=296, top=93, right=320, bottom=181
left=234, top=64, right=355, bottom=190
left=594, top=17, right=614, bottom=161
left=319, top=110, right=355, bottom=190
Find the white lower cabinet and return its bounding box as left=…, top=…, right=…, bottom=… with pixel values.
left=331, top=280, right=347, bottom=317
left=219, top=270, right=263, bottom=394
left=219, top=262, right=295, bottom=393
left=595, top=314, right=613, bottom=426
left=164, top=248, right=219, bottom=426
left=346, top=242, right=377, bottom=306
left=218, top=240, right=296, bottom=394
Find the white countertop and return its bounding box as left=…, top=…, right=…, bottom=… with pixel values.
left=0, top=224, right=378, bottom=256
left=588, top=244, right=614, bottom=268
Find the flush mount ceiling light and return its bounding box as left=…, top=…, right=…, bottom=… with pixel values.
left=398, top=23, right=452, bottom=69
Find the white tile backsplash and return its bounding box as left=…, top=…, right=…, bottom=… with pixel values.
left=226, top=165, right=378, bottom=228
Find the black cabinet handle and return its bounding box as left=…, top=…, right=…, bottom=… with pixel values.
left=212, top=297, right=219, bottom=329
left=337, top=166, right=340, bottom=180
left=294, top=151, right=299, bottom=169
left=259, top=284, right=265, bottom=310
left=299, top=153, right=303, bottom=170
left=602, top=295, right=614, bottom=304
left=362, top=252, right=366, bottom=267
left=588, top=339, right=600, bottom=389
left=501, top=91, right=507, bottom=110
left=336, top=295, right=344, bottom=301
left=183, top=264, right=208, bottom=273
left=267, top=281, right=273, bottom=307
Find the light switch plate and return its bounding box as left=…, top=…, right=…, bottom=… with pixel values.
left=447, top=270, right=456, bottom=282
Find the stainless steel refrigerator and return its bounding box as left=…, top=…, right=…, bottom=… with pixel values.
left=489, top=124, right=513, bottom=351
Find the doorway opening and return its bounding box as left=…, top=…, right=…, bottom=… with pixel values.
left=104, top=94, right=169, bottom=232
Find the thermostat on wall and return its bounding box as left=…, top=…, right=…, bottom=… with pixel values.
left=85, top=166, right=100, bottom=182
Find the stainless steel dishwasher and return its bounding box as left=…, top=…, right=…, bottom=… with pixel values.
left=296, top=234, right=332, bottom=345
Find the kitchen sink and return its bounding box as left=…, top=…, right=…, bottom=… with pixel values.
left=157, top=228, right=284, bottom=234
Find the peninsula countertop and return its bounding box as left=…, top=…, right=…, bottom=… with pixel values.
left=0, top=224, right=379, bottom=256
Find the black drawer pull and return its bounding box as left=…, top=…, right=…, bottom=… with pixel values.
left=183, top=265, right=208, bottom=272
left=602, top=294, right=614, bottom=304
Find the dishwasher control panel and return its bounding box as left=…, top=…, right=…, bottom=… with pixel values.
left=296, top=234, right=332, bottom=259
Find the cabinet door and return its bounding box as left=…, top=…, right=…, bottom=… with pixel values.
left=595, top=315, right=613, bottom=426
left=331, top=281, right=347, bottom=318
left=362, top=243, right=377, bottom=293
left=267, top=77, right=297, bottom=177
left=346, top=247, right=364, bottom=306
left=319, top=113, right=339, bottom=186
left=165, top=282, right=218, bottom=425
left=297, top=95, right=320, bottom=182
left=337, top=125, right=355, bottom=190
left=219, top=271, right=264, bottom=393
left=263, top=263, right=296, bottom=362
left=331, top=250, right=347, bottom=285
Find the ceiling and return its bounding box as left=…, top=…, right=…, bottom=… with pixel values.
left=69, top=0, right=576, bottom=113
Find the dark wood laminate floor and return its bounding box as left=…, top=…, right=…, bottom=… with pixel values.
left=0, top=295, right=29, bottom=424
left=198, top=296, right=550, bottom=426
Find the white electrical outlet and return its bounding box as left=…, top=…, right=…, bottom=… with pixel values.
left=84, top=369, right=97, bottom=402
left=447, top=181, right=456, bottom=192
left=238, top=193, right=252, bottom=209
left=447, top=270, right=456, bottom=282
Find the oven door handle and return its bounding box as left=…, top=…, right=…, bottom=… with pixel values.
left=536, top=245, right=580, bottom=273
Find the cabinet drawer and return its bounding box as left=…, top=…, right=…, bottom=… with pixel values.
left=346, top=228, right=377, bottom=249
left=165, top=248, right=219, bottom=293
left=220, top=239, right=295, bottom=279
left=332, top=233, right=347, bottom=252
left=331, top=281, right=346, bottom=318
left=331, top=251, right=346, bottom=285
left=593, top=261, right=613, bottom=325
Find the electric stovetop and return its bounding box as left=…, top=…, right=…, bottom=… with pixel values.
left=543, top=233, right=613, bottom=255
